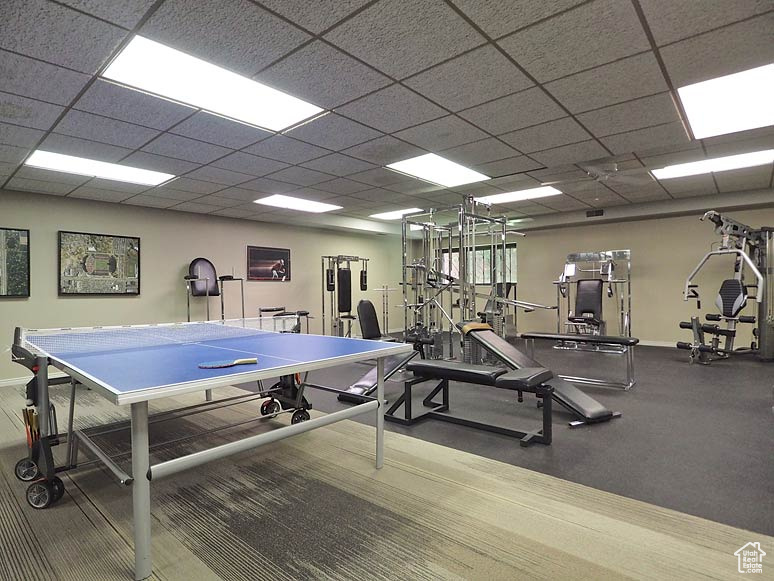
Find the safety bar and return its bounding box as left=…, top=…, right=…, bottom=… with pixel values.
left=683, top=249, right=764, bottom=303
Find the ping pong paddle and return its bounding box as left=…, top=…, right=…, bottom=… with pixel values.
left=198, top=357, right=257, bottom=369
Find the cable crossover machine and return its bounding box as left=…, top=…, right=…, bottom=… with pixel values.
left=321, top=255, right=369, bottom=337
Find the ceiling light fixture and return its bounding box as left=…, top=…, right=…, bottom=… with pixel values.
left=651, top=149, right=774, bottom=180
left=475, top=186, right=562, bottom=205
left=369, top=207, right=424, bottom=220
left=25, top=150, right=174, bottom=186
left=678, top=63, right=774, bottom=139
left=102, top=36, right=324, bottom=132
left=253, top=194, right=342, bottom=213
left=386, top=153, right=490, bottom=187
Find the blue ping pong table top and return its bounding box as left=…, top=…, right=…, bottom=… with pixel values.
left=30, top=329, right=410, bottom=399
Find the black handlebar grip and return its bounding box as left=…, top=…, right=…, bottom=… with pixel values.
left=359, top=269, right=367, bottom=291
left=705, top=314, right=721, bottom=321
left=679, top=321, right=693, bottom=329
left=325, top=268, right=335, bottom=291
left=739, top=315, right=756, bottom=324
left=676, top=342, right=692, bottom=350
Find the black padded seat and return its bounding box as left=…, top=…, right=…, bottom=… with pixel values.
left=406, top=360, right=507, bottom=385
left=521, top=332, right=639, bottom=347
left=495, top=368, right=553, bottom=391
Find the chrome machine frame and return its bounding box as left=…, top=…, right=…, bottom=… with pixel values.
left=321, top=255, right=369, bottom=337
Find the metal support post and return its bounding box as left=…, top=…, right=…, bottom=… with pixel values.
left=131, top=402, right=152, bottom=581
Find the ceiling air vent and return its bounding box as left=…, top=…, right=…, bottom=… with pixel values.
left=586, top=209, right=604, bottom=218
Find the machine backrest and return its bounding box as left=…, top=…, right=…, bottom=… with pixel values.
left=357, top=299, right=382, bottom=339
left=188, top=258, right=219, bottom=297
left=575, top=279, right=603, bottom=319
left=715, top=279, right=747, bottom=318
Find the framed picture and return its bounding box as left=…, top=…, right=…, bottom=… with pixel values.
left=58, top=231, right=140, bottom=295
left=247, top=246, right=290, bottom=281
left=0, top=227, right=30, bottom=298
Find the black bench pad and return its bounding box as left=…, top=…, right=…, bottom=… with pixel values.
left=495, top=368, right=553, bottom=391
left=406, top=360, right=506, bottom=385
left=522, top=332, right=639, bottom=347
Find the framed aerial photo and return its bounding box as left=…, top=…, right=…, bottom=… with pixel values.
left=247, top=246, right=290, bottom=281
left=58, top=231, right=140, bottom=295
left=0, top=227, right=30, bottom=298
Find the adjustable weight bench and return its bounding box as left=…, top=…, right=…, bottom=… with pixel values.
left=337, top=351, right=418, bottom=404
left=386, top=359, right=554, bottom=447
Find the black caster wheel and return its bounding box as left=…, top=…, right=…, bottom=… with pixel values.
left=291, top=409, right=310, bottom=424
left=260, top=399, right=281, bottom=417
left=26, top=481, right=55, bottom=509
left=51, top=477, right=65, bottom=503
left=15, top=458, right=40, bottom=482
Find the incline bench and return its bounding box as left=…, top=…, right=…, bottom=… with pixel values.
left=386, top=360, right=555, bottom=447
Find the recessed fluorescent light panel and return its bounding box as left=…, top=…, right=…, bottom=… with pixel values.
left=475, top=186, right=562, bottom=205
left=386, top=154, right=490, bottom=187
left=254, top=194, right=342, bottom=213
left=25, top=150, right=174, bottom=186
left=652, top=150, right=774, bottom=180
left=678, top=63, right=774, bottom=139
left=369, top=208, right=424, bottom=220
left=103, top=36, right=323, bottom=132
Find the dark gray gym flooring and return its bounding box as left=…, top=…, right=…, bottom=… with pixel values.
left=244, top=341, right=774, bottom=536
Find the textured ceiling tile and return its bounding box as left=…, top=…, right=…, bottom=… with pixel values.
left=284, top=114, right=382, bottom=150
left=300, top=153, right=376, bottom=177
left=545, top=52, right=668, bottom=113
left=458, top=87, right=565, bottom=135
left=0, top=92, right=64, bottom=130
left=216, top=187, right=265, bottom=202
left=158, top=177, right=222, bottom=194
left=41, top=133, right=132, bottom=162
left=122, top=194, right=180, bottom=208
left=311, top=177, right=371, bottom=195
left=6, top=176, right=74, bottom=195
left=530, top=140, right=610, bottom=167
left=348, top=167, right=409, bottom=187
left=68, top=187, right=134, bottom=202
left=473, top=155, right=544, bottom=177
left=185, top=165, right=254, bottom=186
left=14, top=166, right=90, bottom=185
left=440, top=138, right=519, bottom=166
left=714, top=166, right=773, bottom=193
left=607, top=179, right=664, bottom=197
left=211, top=207, right=261, bottom=218
left=570, top=191, right=629, bottom=207
left=211, top=152, right=289, bottom=176
left=86, top=178, right=149, bottom=193
left=0, top=49, right=90, bottom=105
left=349, top=187, right=412, bottom=202
left=498, top=117, right=592, bottom=153
left=639, top=146, right=705, bottom=169
left=267, top=166, right=334, bottom=187
left=0, top=162, right=16, bottom=177
left=75, top=80, right=195, bottom=130
left=141, top=0, right=310, bottom=77
left=538, top=194, right=591, bottom=211
left=54, top=110, right=160, bottom=149
left=704, top=134, right=774, bottom=160
left=660, top=15, right=774, bottom=87
left=324, top=0, right=485, bottom=79
left=498, top=0, right=649, bottom=83
left=0, top=123, right=44, bottom=148
left=244, top=135, right=329, bottom=164
left=393, top=115, right=488, bottom=151
left=169, top=201, right=222, bottom=213
left=0, top=0, right=126, bottom=73
left=661, top=173, right=717, bottom=196
left=120, top=151, right=199, bottom=175
left=256, top=41, right=391, bottom=110
left=576, top=93, right=680, bottom=137
left=639, top=0, right=772, bottom=46
left=449, top=0, right=586, bottom=39
left=336, top=84, right=446, bottom=133
left=237, top=177, right=298, bottom=194
left=403, top=45, right=533, bottom=112
left=616, top=190, right=671, bottom=202
left=385, top=179, right=445, bottom=195
left=170, top=112, right=272, bottom=149
left=58, top=0, right=157, bottom=28
left=341, top=136, right=424, bottom=165
left=601, top=122, right=691, bottom=156
left=190, top=194, right=243, bottom=207
left=140, top=187, right=203, bottom=201
left=142, top=134, right=232, bottom=165
left=258, top=0, right=372, bottom=34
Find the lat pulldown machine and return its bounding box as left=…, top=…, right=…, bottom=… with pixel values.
left=677, top=211, right=774, bottom=363
left=321, top=255, right=369, bottom=336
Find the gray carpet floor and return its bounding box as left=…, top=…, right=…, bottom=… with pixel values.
left=244, top=341, right=774, bottom=536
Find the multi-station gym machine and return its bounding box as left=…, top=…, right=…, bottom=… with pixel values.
left=677, top=210, right=773, bottom=364
left=321, top=255, right=369, bottom=337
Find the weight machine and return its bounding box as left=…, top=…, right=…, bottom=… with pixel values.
left=677, top=211, right=773, bottom=363
left=321, top=255, right=369, bottom=336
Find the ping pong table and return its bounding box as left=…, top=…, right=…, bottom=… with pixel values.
left=11, top=317, right=412, bottom=580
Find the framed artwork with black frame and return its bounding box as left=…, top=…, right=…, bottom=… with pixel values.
left=247, top=246, right=290, bottom=281
left=0, top=227, right=30, bottom=298
left=58, top=230, right=140, bottom=295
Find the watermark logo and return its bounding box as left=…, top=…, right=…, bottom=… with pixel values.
left=735, top=542, right=766, bottom=574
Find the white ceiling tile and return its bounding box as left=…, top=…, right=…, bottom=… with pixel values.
left=385, top=179, right=445, bottom=195
left=185, top=165, right=255, bottom=186
left=704, top=133, right=774, bottom=159
left=216, top=187, right=264, bottom=202
left=169, top=201, right=222, bottom=214
left=569, top=190, right=630, bottom=207
left=403, top=45, right=533, bottom=112
left=41, top=133, right=132, bottom=162
left=0, top=49, right=90, bottom=105
left=75, top=80, right=195, bottom=130
left=258, top=0, right=373, bottom=34
left=244, top=135, right=329, bottom=164
left=310, top=177, right=371, bottom=195
left=142, top=134, right=232, bottom=165
left=120, top=151, right=199, bottom=175
left=0, top=92, right=64, bottom=131
left=499, top=117, right=592, bottom=153
left=530, top=141, right=610, bottom=167
left=256, top=41, right=391, bottom=110
left=122, top=194, right=180, bottom=208
left=450, top=0, right=586, bottom=39
left=211, top=207, right=262, bottom=218
left=459, top=87, right=566, bottom=135
left=660, top=15, right=774, bottom=87
left=324, top=0, right=485, bottom=79
left=0, top=162, right=16, bottom=177
left=170, top=112, right=272, bottom=149
left=348, top=167, right=409, bottom=187
left=498, top=0, right=649, bottom=83
left=57, top=0, right=157, bottom=28
left=55, top=110, right=160, bottom=149
left=350, top=188, right=412, bottom=202
left=661, top=174, right=718, bottom=196
left=237, top=177, right=298, bottom=194
left=14, top=166, right=90, bottom=185
left=267, top=166, right=334, bottom=187
left=617, top=190, right=671, bottom=203
left=606, top=179, right=664, bottom=197
left=6, top=176, right=74, bottom=195
left=336, top=84, right=446, bottom=133
left=0, top=123, right=44, bottom=148
left=211, top=152, right=289, bottom=176
left=191, top=194, right=243, bottom=207
left=140, top=188, right=203, bottom=201
left=300, top=153, right=376, bottom=177
left=156, top=177, right=222, bottom=194
left=68, top=187, right=134, bottom=202
left=0, top=0, right=126, bottom=73
left=545, top=52, right=668, bottom=113
left=576, top=93, right=680, bottom=137
left=537, top=194, right=591, bottom=211
left=601, top=122, right=691, bottom=156
left=393, top=115, right=488, bottom=150
left=440, top=138, right=519, bottom=166
left=141, top=0, right=310, bottom=77
left=341, top=136, right=425, bottom=165
left=714, top=166, right=773, bottom=193
left=284, top=114, right=382, bottom=150
left=473, top=155, right=544, bottom=177
left=86, top=178, right=149, bottom=194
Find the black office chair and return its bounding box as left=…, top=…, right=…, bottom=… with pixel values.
left=568, top=279, right=603, bottom=332
left=185, top=257, right=219, bottom=321
left=357, top=299, right=397, bottom=342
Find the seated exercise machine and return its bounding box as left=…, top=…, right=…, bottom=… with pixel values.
left=184, top=257, right=245, bottom=322
left=321, top=255, right=369, bottom=337
left=677, top=211, right=773, bottom=364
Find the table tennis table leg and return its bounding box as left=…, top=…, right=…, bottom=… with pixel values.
left=376, top=357, right=384, bottom=469
left=131, top=401, right=152, bottom=581
left=205, top=389, right=213, bottom=402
